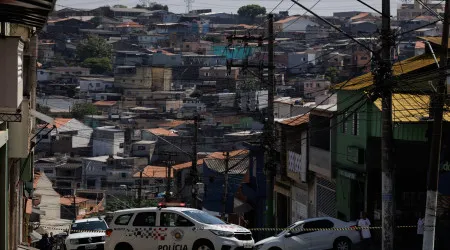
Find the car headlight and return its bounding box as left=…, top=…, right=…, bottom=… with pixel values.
left=210, top=229, right=234, bottom=237
left=101, top=236, right=106, bottom=241
left=69, top=239, right=79, bottom=245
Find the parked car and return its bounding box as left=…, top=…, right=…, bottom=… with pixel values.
left=65, top=217, right=108, bottom=250
left=254, top=217, right=360, bottom=250
left=105, top=202, right=254, bottom=250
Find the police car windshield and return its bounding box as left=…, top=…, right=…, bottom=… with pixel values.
left=70, top=221, right=107, bottom=234
left=182, top=210, right=225, bottom=225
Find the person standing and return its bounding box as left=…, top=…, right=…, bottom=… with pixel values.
left=417, top=215, right=424, bottom=249
left=358, top=212, right=372, bottom=249
left=39, top=233, right=50, bottom=250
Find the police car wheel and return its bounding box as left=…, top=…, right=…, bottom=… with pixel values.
left=114, top=242, right=133, bottom=250
left=193, top=240, right=214, bottom=250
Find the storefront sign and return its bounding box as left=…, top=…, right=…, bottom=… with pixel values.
left=338, top=169, right=357, bottom=180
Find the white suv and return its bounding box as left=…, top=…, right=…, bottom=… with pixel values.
left=105, top=202, right=254, bottom=250
left=65, top=218, right=108, bottom=250
left=254, top=217, right=360, bottom=250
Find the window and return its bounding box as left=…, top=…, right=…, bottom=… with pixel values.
left=121, top=173, right=127, bottom=178
left=41, top=134, right=49, bottom=139
left=114, top=214, right=133, bottom=225
left=204, top=72, right=210, bottom=76
left=225, top=72, right=230, bottom=76
left=160, top=212, right=194, bottom=227
left=360, top=56, right=368, bottom=60
left=44, top=169, right=53, bottom=174
left=101, top=167, right=106, bottom=171
left=119, top=143, right=124, bottom=148
left=341, top=113, right=348, bottom=134
left=303, top=220, right=334, bottom=232
left=133, top=212, right=156, bottom=227
left=96, top=82, right=100, bottom=87
left=70, top=221, right=107, bottom=234
left=143, top=180, right=149, bottom=185
left=137, top=145, right=146, bottom=150
left=352, top=112, right=359, bottom=136
left=182, top=210, right=225, bottom=225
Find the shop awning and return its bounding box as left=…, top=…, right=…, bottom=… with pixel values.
left=29, top=230, right=42, bottom=243
left=0, top=0, right=56, bottom=30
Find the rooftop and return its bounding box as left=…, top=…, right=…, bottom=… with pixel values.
left=93, top=100, right=117, bottom=106
left=60, top=197, right=89, bottom=206
left=147, top=128, right=178, bottom=137
left=134, top=166, right=173, bottom=178
left=373, top=94, right=450, bottom=122
left=208, top=149, right=248, bottom=160
left=172, top=159, right=204, bottom=170
left=276, top=113, right=310, bottom=126
left=84, top=155, right=124, bottom=163
left=334, top=53, right=438, bottom=90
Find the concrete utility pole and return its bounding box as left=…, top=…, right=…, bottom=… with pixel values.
left=265, top=13, right=276, bottom=230
left=379, top=0, right=395, bottom=249
left=423, top=1, right=450, bottom=249
left=166, top=161, right=174, bottom=202
left=221, top=151, right=230, bottom=221
left=137, top=169, right=143, bottom=207
left=191, top=114, right=199, bottom=208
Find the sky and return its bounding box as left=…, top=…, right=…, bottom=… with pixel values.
left=55, top=0, right=405, bottom=16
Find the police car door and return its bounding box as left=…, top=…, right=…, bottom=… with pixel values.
left=130, top=211, right=159, bottom=250
left=159, top=211, right=196, bottom=250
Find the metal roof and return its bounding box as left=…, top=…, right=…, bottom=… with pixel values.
left=0, top=0, right=56, bottom=30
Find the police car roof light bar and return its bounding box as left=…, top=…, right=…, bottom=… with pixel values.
left=157, top=202, right=186, bottom=208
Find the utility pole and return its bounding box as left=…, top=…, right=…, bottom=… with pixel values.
left=423, top=1, right=449, bottom=249
left=265, top=13, right=276, bottom=230
left=166, top=161, right=173, bottom=202
left=137, top=169, right=143, bottom=208
left=379, top=0, right=394, bottom=249
left=191, top=114, right=199, bottom=208
left=73, top=189, right=77, bottom=220
left=221, top=151, right=230, bottom=221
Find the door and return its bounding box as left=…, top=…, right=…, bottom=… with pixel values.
left=303, top=220, right=335, bottom=250
left=283, top=224, right=309, bottom=250
left=159, top=211, right=196, bottom=250
left=130, top=211, right=158, bottom=250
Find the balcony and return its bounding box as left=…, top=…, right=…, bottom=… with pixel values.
left=309, top=146, right=331, bottom=178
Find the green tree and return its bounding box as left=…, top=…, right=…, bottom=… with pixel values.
left=148, top=3, right=168, bottom=11
left=90, top=16, right=103, bottom=27
left=237, top=4, right=266, bottom=19
left=71, top=103, right=97, bottom=120
left=76, top=35, right=113, bottom=61
left=325, top=67, right=340, bottom=84
left=81, top=57, right=112, bottom=74
left=113, top=4, right=127, bottom=8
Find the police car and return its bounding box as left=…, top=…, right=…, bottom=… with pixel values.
left=104, top=202, right=254, bottom=250
left=65, top=218, right=108, bottom=250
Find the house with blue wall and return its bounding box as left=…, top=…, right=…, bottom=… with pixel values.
left=201, top=151, right=249, bottom=216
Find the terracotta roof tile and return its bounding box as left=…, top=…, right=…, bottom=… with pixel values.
left=157, top=120, right=191, bottom=129
left=60, top=196, right=89, bottom=206
left=275, top=16, right=303, bottom=24
left=93, top=100, right=117, bottom=106
left=38, top=118, right=72, bottom=129
left=134, top=166, right=173, bottom=178
left=147, top=128, right=178, bottom=136
left=172, top=159, right=203, bottom=170
left=277, top=113, right=309, bottom=126
left=350, top=12, right=370, bottom=20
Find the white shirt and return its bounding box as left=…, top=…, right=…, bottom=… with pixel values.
left=358, top=218, right=372, bottom=239
left=417, top=218, right=424, bottom=235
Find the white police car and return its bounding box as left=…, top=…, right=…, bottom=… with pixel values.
left=105, top=202, right=254, bottom=250
left=65, top=218, right=108, bottom=250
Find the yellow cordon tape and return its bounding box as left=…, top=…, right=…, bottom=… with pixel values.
left=26, top=223, right=417, bottom=233
left=248, top=225, right=417, bottom=232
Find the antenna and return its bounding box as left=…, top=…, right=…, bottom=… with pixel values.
left=185, top=0, right=194, bottom=13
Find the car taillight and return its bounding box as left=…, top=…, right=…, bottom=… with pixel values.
left=106, top=229, right=113, bottom=237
